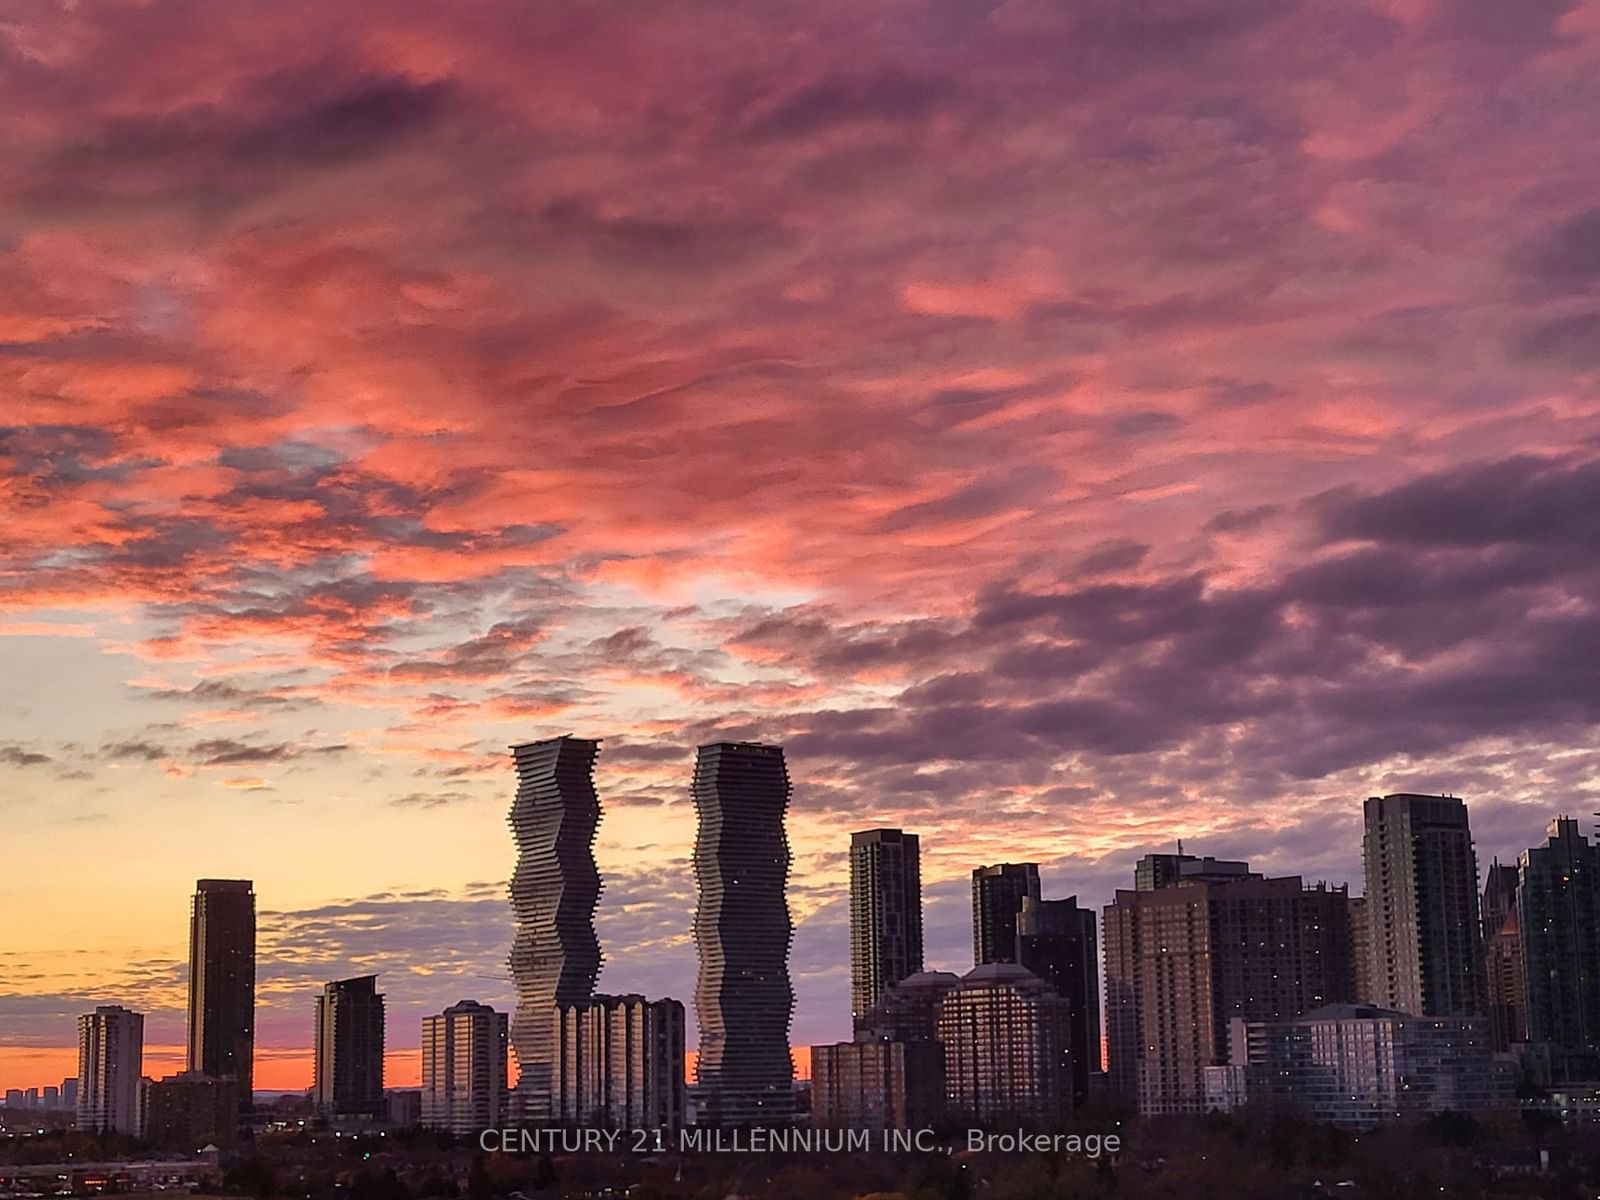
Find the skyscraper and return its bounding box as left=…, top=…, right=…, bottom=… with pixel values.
left=971, top=863, right=1040, bottom=966
left=507, top=736, right=603, bottom=1120
left=1482, top=860, right=1520, bottom=942
left=421, top=1000, right=509, bottom=1135
left=1362, top=794, right=1488, bottom=1017
left=1518, top=817, right=1600, bottom=1080
left=1104, top=872, right=1357, bottom=1115
left=313, top=975, right=385, bottom=1119
left=77, top=1005, right=143, bottom=1135
left=188, top=879, right=255, bottom=1114
left=692, top=741, right=795, bottom=1126
left=1348, top=896, right=1373, bottom=1004
left=1482, top=858, right=1527, bottom=1053
left=1016, top=895, right=1101, bottom=1106
left=849, top=829, right=924, bottom=1025
left=1485, top=906, right=1527, bottom=1053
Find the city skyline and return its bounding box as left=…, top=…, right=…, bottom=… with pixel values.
left=6, top=0, right=1600, bottom=1100
left=7, top=774, right=1597, bottom=1103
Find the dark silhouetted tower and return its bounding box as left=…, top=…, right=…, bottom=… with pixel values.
left=313, top=975, right=385, bottom=1117
left=1016, top=895, right=1100, bottom=1106
left=1482, top=860, right=1520, bottom=942
left=850, top=829, right=924, bottom=1026
left=507, top=736, right=603, bottom=1120
left=1518, top=817, right=1600, bottom=1079
left=692, top=741, right=794, bottom=1126
left=188, top=879, right=255, bottom=1116
left=971, top=863, right=1040, bottom=966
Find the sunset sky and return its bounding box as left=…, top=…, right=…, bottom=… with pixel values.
left=4, top=0, right=1600, bottom=1093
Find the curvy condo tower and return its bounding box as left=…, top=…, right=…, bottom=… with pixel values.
left=692, top=741, right=795, bottom=1126
left=507, top=735, right=603, bottom=1120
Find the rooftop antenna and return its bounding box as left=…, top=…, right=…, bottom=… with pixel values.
left=1176, top=839, right=1184, bottom=855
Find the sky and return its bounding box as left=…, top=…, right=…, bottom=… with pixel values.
left=3, top=0, right=1600, bottom=1094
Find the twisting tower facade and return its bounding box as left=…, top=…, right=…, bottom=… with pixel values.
left=691, top=741, right=795, bottom=1126
left=508, top=735, right=603, bottom=1120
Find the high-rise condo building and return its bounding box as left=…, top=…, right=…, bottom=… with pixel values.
left=1481, top=860, right=1527, bottom=1052
left=692, top=741, right=795, bottom=1126
left=1362, top=794, right=1488, bottom=1017
left=1348, top=896, right=1373, bottom=1004
left=188, top=879, right=255, bottom=1114
left=421, top=1000, right=509, bottom=1135
left=971, top=863, right=1040, bottom=966
left=553, top=994, right=686, bottom=1129
left=1016, top=895, right=1101, bottom=1106
left=313, top=975, right=385, bottom=1118
left=1485, top=904, right=1527, bottom=1053
left=507, top=736, right=603, bottom=1120
left=937, top=963, right=1073, bottom=1124
left=1518, top=817, right=1600, bottom=1080
left=77, top=1006, right=143, bottom=1135
left=1482, top=860, right=1520, bottom=942
left=849, top=829, right=924, bottom=1026
left=1104, top=871, right=1357, bottom=1114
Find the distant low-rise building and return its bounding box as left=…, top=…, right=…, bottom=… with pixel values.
left=809, top=1040, right=944, bottom=1129
left=386, top=1089, right=422, bottom=1128
left=1229, top=1005, right=1512, bottom=1127
left=142, top=1071, right=239, bottom=1150
left=1202, top=1064, right=1248, bottom=1113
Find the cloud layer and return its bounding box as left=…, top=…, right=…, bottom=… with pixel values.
left=4, top=0, right=1600, bottom=1086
